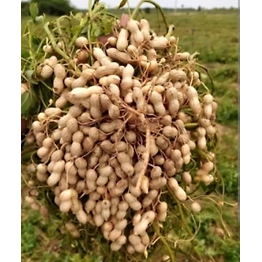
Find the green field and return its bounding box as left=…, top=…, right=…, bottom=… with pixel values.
left=21, top=8, right=239, bottom=262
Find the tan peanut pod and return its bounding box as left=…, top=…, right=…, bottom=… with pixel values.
left=116, top=28, right=129, bottom=51
left=106, top=48, right=133, bottom=65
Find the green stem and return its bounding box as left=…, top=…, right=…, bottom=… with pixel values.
left=165, top=25, right=175, bottom=39
left=152, top=221, right=176, bottom=262
left=26, top=21, right=38, bottom=69
left=69, top=16, right=88, bottom=49
left=43, top=22, right=81, bottom=75
left=167, top=186, right=193, bottom=236
left=35, top=38, right=46, bottom=56
left=131, top=0, right=169, bottom=32
left=176, top=201, right=193, bottom=236
left=196, top=63, right=214, bottom=94
left=184, top=122, right=199, bottom=129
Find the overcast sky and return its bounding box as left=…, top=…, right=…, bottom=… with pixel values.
left=70, top=0, right=239, bottom=9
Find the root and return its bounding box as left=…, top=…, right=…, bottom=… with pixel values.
left=135, top=126, right=150, bottom=190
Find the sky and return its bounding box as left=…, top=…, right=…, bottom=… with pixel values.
left=70, top=0, right=239, bottom=9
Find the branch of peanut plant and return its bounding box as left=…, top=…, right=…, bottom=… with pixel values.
left=21, top=14, right=129, bottom=135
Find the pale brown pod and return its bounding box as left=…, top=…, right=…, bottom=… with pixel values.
left=92, top=213, right=104, bottom=227
left=105, top=178, right=115, bottom=191
left=36, top=172, right=48, bottom=182
left=59, top=200, right=72, bottom=213
left=75, top=36, right=88, bottom=48
left=109, top=228, right=122, bottom=242
left=68, top=174, right=78, bottom=186
left=82, top=137, right=95, bottom=152
left=110, top=242, right=122, bottom=251
left=116, top=28, right=129, bottom=51
left=190, top=201, right=202, bottom=213
left=170, top=149, right=182, bottom=164
left=46, top=172, right=61, bottom=187
left=153, top=155, right=165, bottom=166
left=87, top=154, right=99, bottom=168
left=132, top=212, right=141, bottom=226
left=84, top=199, right=96, bottom=213
left=130, top=201, right=142, bottom=211
left=202, top=161, right=214, bottom=172
left=115, top=219, right=128, bottom=231
left=162, top=126, right=178, bottom=138
left=86, top=169, right=98, bottom=182
left=170, top=69, right=187, bottom=82
left=96, top=175, right=108, bottom=187
left=76, top=209, right=89, bottom=224
left=65, top=160, right=77, bottom=176
left=93, top=47, right=112, bottom=66
left=109, top=179, right=128, bottom=197
left=32, top=120, right=44, bottom=133
left=102, top=221, right=114, bottom=233
left=75, top=179, right=86, bottom=193
left=133, top=219, right=150, bottom=235
left=96, top=186, right=106, bottom=195
left=126, top=244, right=136, bottom=254
left=182, top=172, right=192, bottom=184
left=129, top=184, right=142, bottom=197
left=140, top=232, right=150, bottom=246
left=167, top=177, right=179, bottom=192
left=25, top=164, right=36, bottom=175
left=206, top=125, right=216, bottom=136
left=149, top=136, right=159, bottom=157
left=106, top=48, right=132, bottom=65
left=149, top=177, right=167, bottom=190
left=115, top=235, right=127, bottom=246
left=140, top=176, right=150, bottom=194
left=197, top=136, right=207, bottom=150
left=156, top=136, right=169, bottom=150
left=142, top=193, right=157, bottom=208
left=156, top=202, right=168, bottom=222
left=150, top=36, right=168, bottom=49
left=174, top=186, right=187, bottom=201
left=98, top=165, right=114, bottom=177
left=25, top=133, right=35, bottom=145
left=31, top=202, right=40, bottom=211
left=150, top=166, right=162, bottom=179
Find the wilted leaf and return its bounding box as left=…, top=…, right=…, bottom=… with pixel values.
left=117, top=0, right=128, bottom=9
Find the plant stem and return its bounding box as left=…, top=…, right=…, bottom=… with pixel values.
left=184, top=122, right=199, bottom=129
left=131, top=0, right=169, bottom=32
left=176, top=200, right=193, bottom=236
left=196, top=63, right=214, bottom=94
left=43, top=22, right=81, bottom=75
left=152, top=221, right=176, bottom=262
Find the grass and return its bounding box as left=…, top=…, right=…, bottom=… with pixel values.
left=21, top=8, right=239, bottom=262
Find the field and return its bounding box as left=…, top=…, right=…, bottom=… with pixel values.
left=21, top=8, right=239, bottom=262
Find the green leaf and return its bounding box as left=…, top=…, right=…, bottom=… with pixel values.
left=31, top=35, right=42, bottom=46
left=93, top=26, right=101, bottom=37
left=117, top=0, right=128, bottom=9
left=25, top=70, right=38, bottom=85
left=21, top=49, right=30, bottom=60
left=21, top=92, right=31, bottom=115
left=29, top=3, right=39, bottom=20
